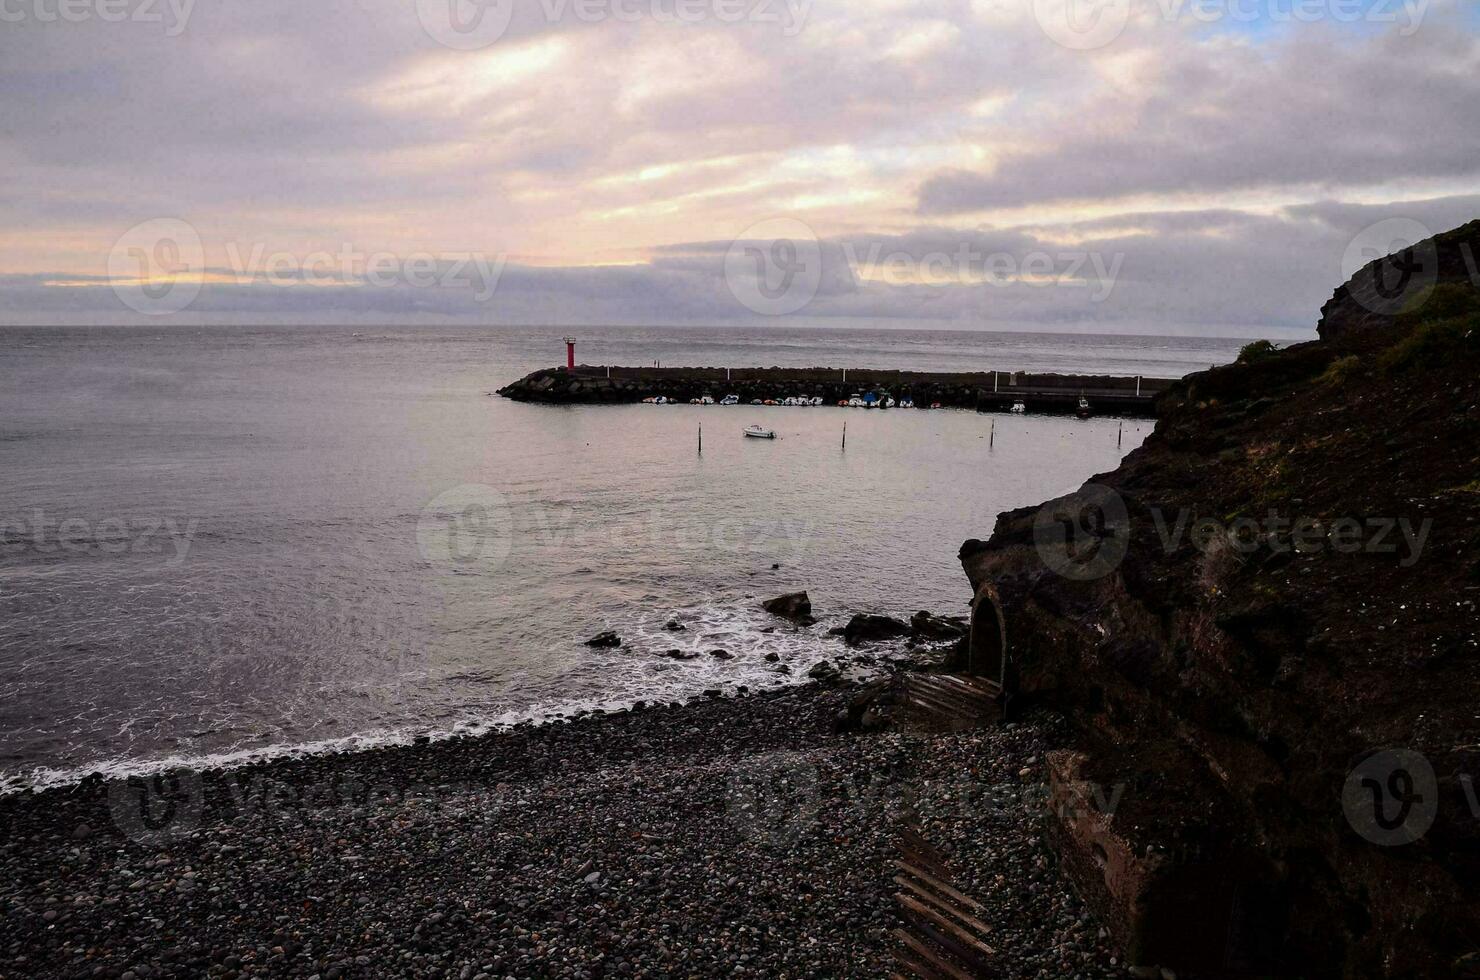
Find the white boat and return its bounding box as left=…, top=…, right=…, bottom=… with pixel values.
left=811, top=396, right=824, bottom=406
left=700, top=395, right=715, bottom=405
left=847, top=395, right=864, bottom=407
left=720, top=394, right=739, bottom=406
left=1076, top=395, right=1091, bottom=418
left=743, top=425, right=776, bottom=439
left=1010, top=399, right=1026, bottom=414
left=884, top=397, right=896, bottom=409
left=900, top=398, right=914, bottom=409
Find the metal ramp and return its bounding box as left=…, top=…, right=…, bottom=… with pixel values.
left=891, top=822, right=997, bottom=979
left=897, top=673, right=1003, bottom=731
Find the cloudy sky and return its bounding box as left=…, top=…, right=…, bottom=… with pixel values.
left=2, top=0, right=1478, bottom=335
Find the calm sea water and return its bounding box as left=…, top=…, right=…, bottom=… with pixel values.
left=0, top=325, right=1242, bottom=789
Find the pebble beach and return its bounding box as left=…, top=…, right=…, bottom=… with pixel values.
left=0, top=683, right=1132, bottom=979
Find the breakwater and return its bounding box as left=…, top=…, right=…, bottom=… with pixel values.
left=497, top=365, right=1174, bottom=416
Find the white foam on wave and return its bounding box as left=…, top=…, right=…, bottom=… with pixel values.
left=0, top=596, right=866, bottom=795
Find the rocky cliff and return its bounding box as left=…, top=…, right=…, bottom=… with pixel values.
left=961, top=220, right=1480, bottom=976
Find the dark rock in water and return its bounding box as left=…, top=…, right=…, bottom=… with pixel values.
left=910, top=610, right=967, bottom=641
left=773, top=664, right=791, bottom=675
left=709, top=649, right=733, bottom=660
left=806, top=660, right=839, bottom=682
left=664, top=620, right=686, bottom=632
left=663, top=649, right=699, bottom=661
left=842, top=613, right=910, bottom=645
left=585, top=631, right=621, bottom=648
left=764, top=652, right=780, bottom=662
left=762, top=591, right=811, bottom=620
left=702, top=689, right=722, bottom=698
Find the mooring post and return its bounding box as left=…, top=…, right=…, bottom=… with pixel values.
left=842, top=421, right=846, bottom=451
left=1136, top=375, right=1141, bottom=397
left=990, top=418, right=995, bottom=447
left=1118, top=420, right=1123, bottom=448
left=994, top=371, right=998, bottom=393
left=699, top=423, right=702, bottom=455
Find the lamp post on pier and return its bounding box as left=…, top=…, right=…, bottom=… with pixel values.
left=563, top=336, right=577, bottom=370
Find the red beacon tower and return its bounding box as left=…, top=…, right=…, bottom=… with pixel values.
left=563, top=336, right=576, bottom=370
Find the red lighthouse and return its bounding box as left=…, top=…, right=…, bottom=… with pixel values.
left=563, top=336, right=576, bottom=370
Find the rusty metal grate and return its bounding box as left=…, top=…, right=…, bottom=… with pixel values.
left=891, top=822, right=997, bottom=979
left=897, top=673, right=1002, bottom=731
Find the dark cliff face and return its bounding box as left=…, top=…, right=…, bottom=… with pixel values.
left=963, top=223, right=1480, bottom=976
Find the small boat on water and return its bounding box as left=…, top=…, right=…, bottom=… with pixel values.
left=1010, top=399, right=1027, bottom=414
left=900, top=398, right=914, bottom=409
left=749, top=398, right=764, bottom=405
left=743, top=424, right=776, bottom=439
left=1076, top=395, right=1091, bottom=418
left=700, top=395, right=715, bottom=405
left=720, top=394, right=739, bottom=406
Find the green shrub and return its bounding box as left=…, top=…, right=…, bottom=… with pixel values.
left=1237, top=340, right=1279, bottom=363
left=1379, top=283, right=1480, bottom=373
left=1319, top=354, right=1362, bottom=386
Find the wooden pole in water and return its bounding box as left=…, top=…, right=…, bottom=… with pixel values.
left=989, top=418, right=994, bottom=447
left=1117, top=421, right=1123, bottom=448
left=698, top=423, right=702, bottom=455
left=842, top=421, right=846, bottom=451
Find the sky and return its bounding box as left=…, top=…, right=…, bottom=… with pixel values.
left=1, top=0, right=1478, bottom=336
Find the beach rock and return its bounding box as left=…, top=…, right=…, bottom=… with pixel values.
left=909, top=610, right=967, bottom=641
left=807, top=660, right=840, bottom=682
left=663, top=649, right=699, bottom=661
left=708, top=649, right=733, bottom=660
left=584, top=631, right=621, bottom=648
left=663, top=620, right=686, bottom=632
left=761, top=591, right=811, bottom=620
left=841, top=614, right=910, bottom=645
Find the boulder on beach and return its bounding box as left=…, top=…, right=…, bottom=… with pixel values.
left=584, top=631, right=621, bottom=648
left=807, top=660, right=840, bottom=682
left=841, top=613, right=910, bottom=645
left=761, top=591, right=812, bottom=621
left=910, top=610, right=967, bottom=641
left=663, top=649, right=699, bottom=661
left=663, top=619, right=686, bottom=632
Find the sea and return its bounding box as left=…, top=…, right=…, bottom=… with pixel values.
left=0, top=324, right=1244, bottom=790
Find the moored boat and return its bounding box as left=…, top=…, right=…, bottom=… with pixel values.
left=743, top=424, right=776, bottom=439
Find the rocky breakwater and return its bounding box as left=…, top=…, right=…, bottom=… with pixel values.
left=497, top=365, right=1170, bottom=415
left=958, top=220, right=1480, bottom=976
